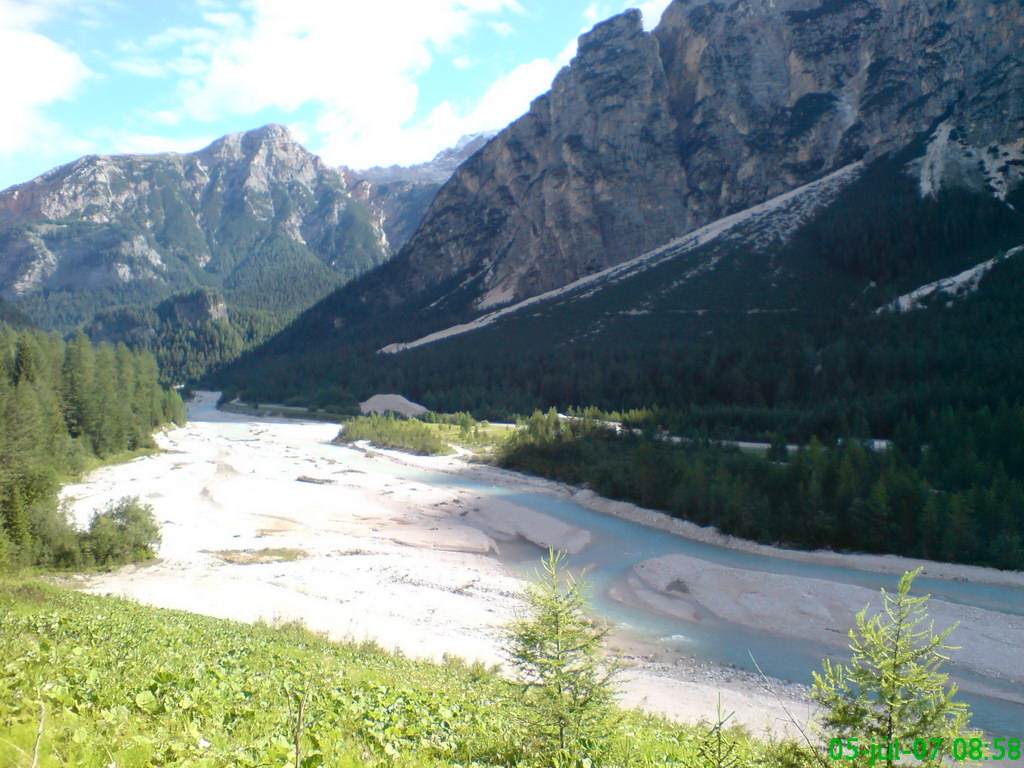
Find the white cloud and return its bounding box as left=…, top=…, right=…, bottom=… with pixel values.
left=583, top=3, right=603, bottom=24
left=144, top=109, right=186, bottom=126
left=123, top=0, right=544, bottom=167
left=489, top=20, right=515, bottom=36
left=114, top=133, right=218, bottom=155
left=112, top=57, right=168, bottom=77
left=634, top=0, right=672, bottom=30
left=333, top=33, right=576, bottom=168
left=0, top=0, right=64, bottom=28
left=459, top=37, right=577, bottom=129
left=0, top=1, right=92, bottom=156
left=583, top=0, right=671, bottom=31
left=324, top=34, right=578, bottom=169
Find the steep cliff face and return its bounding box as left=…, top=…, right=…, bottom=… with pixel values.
left=313, top=0, right=1024, bottom=329
left=654, top=0, right=1024, bottom=226
left=373, top=10, right=687, bottom=311
left=0, top=124, right=389, bottom=328
left=165, top=289, right=229, bottom=324
left=341, top=132, right=498, bottom=253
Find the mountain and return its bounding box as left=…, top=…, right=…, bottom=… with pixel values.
left=0, top=126, right=492, bottom=381
left=0, top=124, right=392, bottom=332
left=294, top=10, right=688, bottom=325
left=216, top=0, right=1024, bottom=421
left=245, top=0, right=1023, bottom=342
left=350, top=132, right=496, bottom=186
left=341, top=132, right=497, bottom=254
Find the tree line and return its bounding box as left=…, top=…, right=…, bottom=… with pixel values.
left=499, top=409, right=1024, bottom=570
left=0, top=326, right=185, bottom=569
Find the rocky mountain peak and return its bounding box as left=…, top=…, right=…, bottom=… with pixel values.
left=0, top=123, right=393, bottom=328
left=195, top=123, right=323, bottom=191
left=340, top=7, right=687, bottom=314
left=248, top=122, right=293, bottom=141
left=324, top=0, right=1023, bottom=328
left=577, top=7, right=642, bottom=47
left=349, top=131, right=498, bottom=186
left=0, top=123, right=501, bottom=329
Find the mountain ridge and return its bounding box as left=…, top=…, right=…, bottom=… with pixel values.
left=254, top=0, right=1024, bottom=364
left=211, top=0, right=1024, bottom=425
left=0, top=124, right=495, bottom=377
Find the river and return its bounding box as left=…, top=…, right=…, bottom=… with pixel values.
left=317, top=436, right=1024, bottom=735
left=77, top=394, right=1024, bottom=737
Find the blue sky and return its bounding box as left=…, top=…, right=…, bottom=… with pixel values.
left=0, top=0, right=672, bottom=191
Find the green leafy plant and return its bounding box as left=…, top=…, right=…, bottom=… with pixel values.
left=0, top=578, right=815, bottom=767
left=504, top=550, right=618, bottom=767
left=86, top=496, right=161, bottom=566
left=811, top=568, right=974, bottom=766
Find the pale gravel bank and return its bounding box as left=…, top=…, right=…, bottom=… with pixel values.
left=59, top=392, right=1020, bottom=736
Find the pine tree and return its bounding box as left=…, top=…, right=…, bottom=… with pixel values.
left=812, top=568, right=973, bottom=766
left=0, top=525, right=11, bottom=572
left=91, top=344, right=125, bottom=456
left=61, top=331, right=96, bottom=439
left=504, top=550, right=617, bottom=767
left=0, top=326, right=179, bottom=570
left=2, top=484, right=32, bottom=550
left=12, top=335, right=41, bottom=385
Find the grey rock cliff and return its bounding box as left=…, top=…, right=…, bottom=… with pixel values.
left=166, top=290, right=229, bottom=324
left=654, top=0, right=1024, bottom=226
left=389, top=10, right=687, bottom=309
left=339, top=0, right=1024, bottom=322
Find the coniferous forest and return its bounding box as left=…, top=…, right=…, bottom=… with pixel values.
left=499, top=409, right=1024, bottom=570
left=206, top=178, right=1024, bottom=572
left=0, top=325, right=185, bottom=570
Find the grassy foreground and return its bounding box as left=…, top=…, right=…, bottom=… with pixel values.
left=0, top=579, right=813, bottom=767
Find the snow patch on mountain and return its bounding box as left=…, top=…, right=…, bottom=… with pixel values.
left=914, top=123, right=1024, bottom=203
left=919, top=123, right=954, bottom=198
left=379, top=162, right=864, bottom=355
left=477, top=282, right=517, bottom=310
left=877, top=246, right=1024, bottom=314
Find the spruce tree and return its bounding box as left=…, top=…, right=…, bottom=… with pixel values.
left=61, top=331, right=96, bottom=439
left=812, top=568, right=973, bottom=766
left=12, top=335, right=41, bottom=385
left=504, top=550, right=617, bottom=766
left=0, top=526, right=11, bottom=571
left=2, top=484, right=32, bottom=553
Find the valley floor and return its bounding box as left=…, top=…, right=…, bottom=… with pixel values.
left=60, top=392, right=1023, bottom=736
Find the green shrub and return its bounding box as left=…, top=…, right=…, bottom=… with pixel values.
left=335, top=414, right=452, bottom=455
left=86, top=496, right=161, bottom=566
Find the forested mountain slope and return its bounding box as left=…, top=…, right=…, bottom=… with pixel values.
left=0, top=128, right=490, bottom=381
left=235, top=0, right=1024, bottom=370
left=216, top=1, right=1024, bottom=428
left=213, top=145, right=1024, bottom=432
left=0, top=124, right=390, bottom=330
